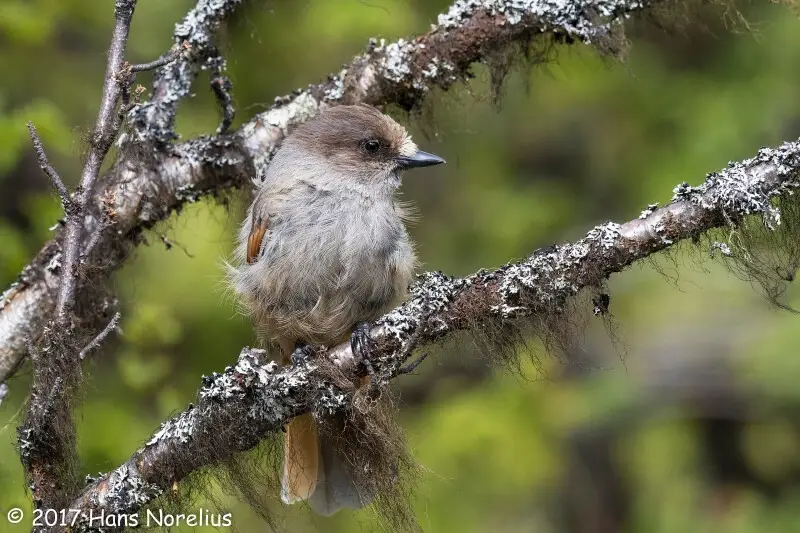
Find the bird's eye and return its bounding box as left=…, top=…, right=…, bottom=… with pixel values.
left=364, top=139, right=381, bottom=153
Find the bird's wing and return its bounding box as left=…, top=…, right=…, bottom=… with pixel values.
left=246, top=211, right=269, bottom=264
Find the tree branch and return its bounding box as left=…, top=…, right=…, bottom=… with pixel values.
left=18, top=0, right=138, bottom=514
left=128, top=0, right=242, bottom=143
left=26, top=122, right=70, bottom=207
left=0, top=0, right=659, bottom=387
left=54, top=0, right=137, bottom=323
left=78, top=311, right=122, bottom=361
left=128, top=46, right=182, bottom=73
left=65, top=138, right=800, bottom=525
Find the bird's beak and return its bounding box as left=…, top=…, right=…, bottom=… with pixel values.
left=395, top=150, right=446, bottom=170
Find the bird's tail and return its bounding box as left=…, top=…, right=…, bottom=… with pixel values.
left=280, top=345, right=374, bottom=515
left=280, top=412, right=319, bottom=504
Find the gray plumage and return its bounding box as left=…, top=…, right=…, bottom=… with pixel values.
left=228, top=104, right=444, bottom=514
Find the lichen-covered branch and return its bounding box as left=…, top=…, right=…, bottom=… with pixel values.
left=128, top=0, right=242, bottom=143
left=65, top=138, right=800, bottom=526
left=0, top=0, right=661, bottom=387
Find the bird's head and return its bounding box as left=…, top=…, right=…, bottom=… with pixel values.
left=285, top=104, right=445, bottom=190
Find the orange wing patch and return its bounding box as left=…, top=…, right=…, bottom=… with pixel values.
left=247, top=214, right=269, bottom=264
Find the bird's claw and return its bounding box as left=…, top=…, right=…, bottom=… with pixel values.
left=350, top=322, right=375, bottom=376
left=291, top=343, right=315, bottom=366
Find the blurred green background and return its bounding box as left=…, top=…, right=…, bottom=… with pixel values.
left=3, top=0, right=800, bottom=531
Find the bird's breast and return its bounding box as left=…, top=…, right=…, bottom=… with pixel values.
left=255, top=195, right=415, bottom=343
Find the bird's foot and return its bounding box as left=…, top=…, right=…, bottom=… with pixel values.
left=350, top=322, right=375, bottom=376
left=290, top=343, right=315, bottom=366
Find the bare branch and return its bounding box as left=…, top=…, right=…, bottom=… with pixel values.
left=26, top=122, right=70, bottom=206
left=54, top=0, right=138, bottom=323
left=79, top=312, right=122, bottom=360
left=397, top=352, right=429, bottom=375
left=129, top=46, right=182, bottom=73
left=65, top=141, right=800, bottom=524
left=0, top=0, right=659, bottom=385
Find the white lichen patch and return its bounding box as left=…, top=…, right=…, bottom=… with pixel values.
left=46, top=252, right=62, bottom=274
left=130, top=0, right=243, bottom=144
left=671, top=140, right=800, bottom=226
left=652, top=218, right=673, bottom=245
left=174, top=0, right=243, bottom=47
left=639, top=202, right=659, bottom=219
left=264, top=92, right=320, bottom=134
left=146, top=407, right=197, bottom=446
left=436, top=0, right=647, bottom=42
left=199, top=347, right=306, bottom=422
left=378, top=271, right=466, bottom=342
left=364, top=38, right=459, bottom=94
left=585, top=222, right=622, bottom=249
left=323, top=69, right=347, bottom=102
left=710, top=241, right=733, bottom=258
left=374, top=38, right=415, bottom=84
left=493, top=222, right=623, bottom=318
left=313, top=384, right=348, bottom=417
left=100, top=463, right=163, bottom=511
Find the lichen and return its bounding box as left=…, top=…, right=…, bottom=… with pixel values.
left=100, top=463, right=163, bottom=512
left=710, top=241, right=733, bottom=257
left=639, top=202, right=659, bottom=219
left=491, top=221, right=622, bottom=319
left=146, top=407, right=197, bottom=446
left=671, top=141, right=800, bottom=223
left=378, top=39, right=416, bottom=84
left=46, top=252, right=62, bottom=274
left=436, top=0, right=648, bottom=43
left=379, top=271, right=467, bottom=342
left=129, top=0, right=243, bottom=144
left=199, top=347, right=302, bottom=421
left=323, top=69, right=347, bottom=102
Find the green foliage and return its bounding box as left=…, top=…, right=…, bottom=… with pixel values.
left=2, top=1, right=800, bottom=532
left=0, top=98, right=71, bottom=177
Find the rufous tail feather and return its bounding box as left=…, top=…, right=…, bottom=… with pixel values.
left=281, top=412, right=320, bottom=504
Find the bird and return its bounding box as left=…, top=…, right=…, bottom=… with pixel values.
left=229, top=104, right=444, bottom=515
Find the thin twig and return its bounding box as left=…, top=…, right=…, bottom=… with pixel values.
left=79, top=312, right=122, bottom=360
left=129, top=47, right=181, bottom=72
left=54, top=0, right=138, bottom=323
left=397, top=352, right=429, bottom=375
left=159, top=233, right=195, bottom=258
left=80, top=223, right=106, bottom=264
left=207, top=52, right=235, bottom=133
left=26, top=122, right=70, bottom=206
